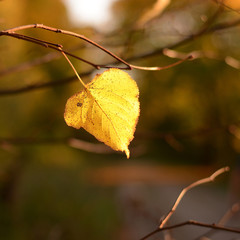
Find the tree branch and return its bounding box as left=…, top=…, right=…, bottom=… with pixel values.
left=140, top=219, right=240, bottom=240
left=0, top=9, right=239, bottom=95
left=0, top=136, right=113, bottom=154
left=0, top=68, right=96, bottom=96
left=0, top=23, right=193, bottom=72
left=212, top=0, right=240, bottom=14
left=159, top=167, right=230, bottom=228
left=195, top=201, right=240, bottom=240
left=0, top=31, right=101, bottom=69
left=1, top=24, right=132, bottom=69
left=128, top=16, right=240, bottom=63
left=140, top=167, right=230, bottom=240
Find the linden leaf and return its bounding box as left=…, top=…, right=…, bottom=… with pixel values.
left=64, top=68, right=140, bottom=158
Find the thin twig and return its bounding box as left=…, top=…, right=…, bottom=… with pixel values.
left=139, top=167, right=231, bottom=240
left=218, top=201, right=240, bottom=225
left=0, top=5, right=239, bottom=75
left=0, top=24, right=192, bottom=71
left=0, top=137, right=113, bottom=154
left=67, top=138, right=114, bottom=153
left=163, top=48, right=240, bottom=70
left=128, top=16, right=240, bottom=63
left=0, top=51, right=60, bottom=77
left=0, top=75, right=78, bottom=95
left=0, top=14, right=239, bottom=95
left=140, top=219, right=240, bottom=240
left=159, top=167, right=230, bottom=229
left=0, top=136, right=147, bottom=155
left=0, top=31, right=100, bottom=69
left=212, top=0, right=240, bottom=14
left=0, top=24, right=131, bottom=69
left=195, top=201, right=240, bottom=240
left=130, top=55, right=193, bottom=71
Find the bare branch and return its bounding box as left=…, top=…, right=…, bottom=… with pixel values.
left=218, top=201, right=240, bottom=226
left=0, top=52, right=60, bottom=77
left=0, top=136, right=113, bottom=154
left=195, top=201, right=240, bottom=240
left=0, top=24, right=132, bottom=70
left=0, top=68, right=95, bottom=96
left=139, top=167, right=230, bottom=240
left=68, top=138, right=113, bottom=154
left=163, top=48, right=240, bottom=69
left=129, top=17, right=240, bottom=63
left=212, top=0, right=240, bottom=14
left=130, top=55, right=193, bottom=71
left=139, top=167, right=234, bottom=240
left=140, top=220, right=240, bottom=240
left=0, top=24, right=193, bottom=71
left=159, top=167, right=230, bottom=229
left=0, top=8, right=239, bottom=95
left=0, top=75, right=77, bottom=96
left=0, top=31, right=100, bottom=69
left=0, top=136, right=145, bottom=156
left=209, top=17, right=240, bottom=32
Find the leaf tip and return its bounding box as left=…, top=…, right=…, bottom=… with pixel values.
left=125, top=148, right=130, bottom=159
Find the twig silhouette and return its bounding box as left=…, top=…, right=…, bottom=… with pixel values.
left=0, top=24, right=191, bottom=71
left=159, top=167, right=230, bottom=228
left=212, top=0, right=240, bottom=14
left=140, top=220, right=240, bottom=240
left=195, top=201, right=240, bottom=240
left=140, top=167, right=231, bottom=240
left=0, top=137, right=113, bottom=154
left=0, top=122, right=238, bottom=152
left=0, top=13, right=239, bottom=96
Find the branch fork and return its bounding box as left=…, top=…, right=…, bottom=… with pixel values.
left=0, top=24, right=192, bottom=72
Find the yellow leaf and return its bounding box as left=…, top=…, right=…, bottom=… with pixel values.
left=64, top=68, right=140, bottom=158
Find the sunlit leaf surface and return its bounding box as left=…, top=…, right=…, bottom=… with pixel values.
left=64, top=68, right=140, bottom=158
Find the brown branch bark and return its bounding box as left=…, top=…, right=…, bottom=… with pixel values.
left=0, top=136, right=113, bottom=154
left=0, top=31, right=101, bottom=69
left=195, top=201, right=240, bottom=240
left=212, top=0, right=240, bottom=14
left=140, top=220, right=240, bottom=240
left=1, top=24, right=132, bottom=69
left=140, top=167, right=231, bottom=240
left=0, top=24, right=192, bottom=72
left=0, top=8, right=239, bottom=95
left=159, top=167, right=230, bottom=228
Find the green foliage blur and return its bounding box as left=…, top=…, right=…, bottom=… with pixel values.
left=0, top=0, right=240, bottom=239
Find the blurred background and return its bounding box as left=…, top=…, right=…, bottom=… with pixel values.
left=0, top=0, right=240, bottom=239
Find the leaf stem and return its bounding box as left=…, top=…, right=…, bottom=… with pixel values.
left=59, top=47, right=87, bottom=88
